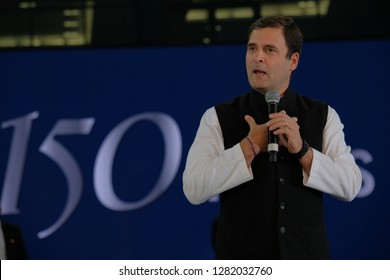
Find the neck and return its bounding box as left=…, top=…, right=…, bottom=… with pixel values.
left=252, top=87, right=288, bottom=97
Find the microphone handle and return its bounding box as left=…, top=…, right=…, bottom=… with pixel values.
left=267, top=102, right=279, bottom=162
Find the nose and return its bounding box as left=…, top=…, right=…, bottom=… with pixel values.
left=254, top=50, right=265, bottom=63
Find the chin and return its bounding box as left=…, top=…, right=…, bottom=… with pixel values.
left=251, top=87, right=267, bottom=94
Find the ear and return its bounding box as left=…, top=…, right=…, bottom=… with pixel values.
left=290, top=52, right=299, bottom=71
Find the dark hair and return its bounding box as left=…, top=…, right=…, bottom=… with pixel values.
left=248, top=16, right=303, bottom=59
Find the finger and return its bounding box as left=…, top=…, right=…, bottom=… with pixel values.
left=269, top=110, right=287, bottom=119
left=278, top=134, right=289, bottom=147
left=244, top=115, right=257, bottom=130
left=268, top=117, right=290, bottom=130
left=270, top=114, right=297, bottom=128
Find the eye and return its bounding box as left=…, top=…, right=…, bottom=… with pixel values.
left=265, top=46, right=276, bottom=53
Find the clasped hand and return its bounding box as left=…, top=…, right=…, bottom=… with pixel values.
left=245, top=110, right=302, bottom=154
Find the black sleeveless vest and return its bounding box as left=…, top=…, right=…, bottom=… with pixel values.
left=214, top=88, right=330, bottom=259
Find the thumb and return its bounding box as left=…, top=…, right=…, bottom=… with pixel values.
left=244, top=115, right=257, bottom=130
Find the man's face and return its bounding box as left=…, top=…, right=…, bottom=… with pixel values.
left=245, top=27, right=299, bottom=95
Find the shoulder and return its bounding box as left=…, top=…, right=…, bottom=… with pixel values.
left=199, top=107, right=219, bottom=127
left=326, top=105, right=343, bottom=126
left=214, top=92, right=251, bottom=118
left=287, top=90, right=329, bottom=129
left=1, top=221, right=22, bottom=236
left=297, top=93, right=328, bottom=111
left=292, top=91, right=329, bottom=121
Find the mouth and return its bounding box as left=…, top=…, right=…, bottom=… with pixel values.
left=253, top=69, right=266, bottom=76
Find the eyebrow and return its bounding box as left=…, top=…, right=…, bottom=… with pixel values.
left=247, top=42, right=279, bottom=51
left=264, top=44, right=279, bottom=50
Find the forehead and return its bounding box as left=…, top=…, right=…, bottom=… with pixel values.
left=248, top=27, right=287, bottom=48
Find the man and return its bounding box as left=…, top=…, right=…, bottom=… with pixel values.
left=183, top=16, right=362, bottom=259
left=0, top=211, right=28, bottom=259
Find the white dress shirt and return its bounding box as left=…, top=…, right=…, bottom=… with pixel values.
left=0, top=221, right=6, bottom=260
left=183, top=106, right=362, bottom=205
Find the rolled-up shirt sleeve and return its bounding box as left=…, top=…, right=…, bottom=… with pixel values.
left=183, top=107, right=253, bottom=205
left=303, top=106, right=362, bottom=201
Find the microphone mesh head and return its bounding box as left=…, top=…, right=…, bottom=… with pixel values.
left=265, top=91, right=280, bottom=103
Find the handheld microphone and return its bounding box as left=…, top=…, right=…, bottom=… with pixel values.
left=265, top=91, right=281, bottom=162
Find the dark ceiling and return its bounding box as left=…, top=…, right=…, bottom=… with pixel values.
left=0, top=0, right=389, bottom=49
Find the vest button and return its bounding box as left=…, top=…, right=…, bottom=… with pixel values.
left=280, top=226, right=286, bottom=234
left=279, top=178, right=286, bottom=185
left=280, top=202, right=286, bottom=210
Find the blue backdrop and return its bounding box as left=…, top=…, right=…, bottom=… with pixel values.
left=0, top=40, right=389, bottom=259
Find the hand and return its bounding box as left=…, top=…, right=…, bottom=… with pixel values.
left=267, top=110, right=302, bottom=154
left=244, top=115, right=268, bottom=153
